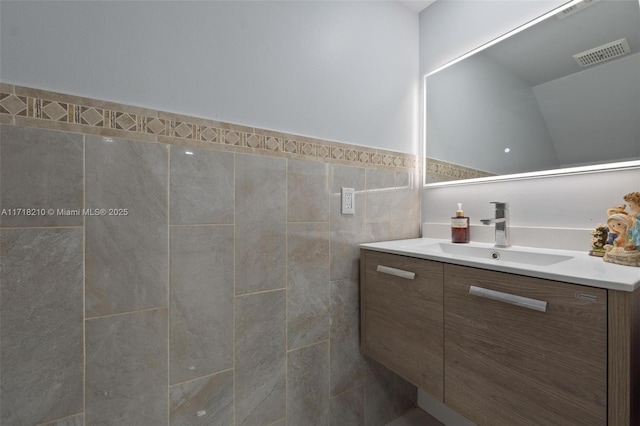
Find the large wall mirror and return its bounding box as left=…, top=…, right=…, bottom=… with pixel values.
left=424, top=0, right=640, bottom=186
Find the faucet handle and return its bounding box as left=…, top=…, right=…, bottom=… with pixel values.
left=490, top=201, right=508, bottom=210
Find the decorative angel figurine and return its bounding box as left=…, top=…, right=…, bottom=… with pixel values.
left=607, top=214, right=630, bottom=247
left=623, top=192, right=640, bottom=251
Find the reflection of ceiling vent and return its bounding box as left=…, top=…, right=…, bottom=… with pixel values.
left=573, top=38, right=632, bottom=67
left=556, top=0, right=600, bottom=19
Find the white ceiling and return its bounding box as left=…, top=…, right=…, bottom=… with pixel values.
left=396, top=0, right=436, bottom=13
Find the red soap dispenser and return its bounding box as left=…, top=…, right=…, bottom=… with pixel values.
left=451, top=203, right=470, bottom=243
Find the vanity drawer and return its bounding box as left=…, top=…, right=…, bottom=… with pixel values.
left=361, top=250, right=444, bottom=400
left=444, top=264, right=607, bottom=426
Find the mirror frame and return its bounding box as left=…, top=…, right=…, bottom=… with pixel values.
left=422, top=0, right=640, bottom=187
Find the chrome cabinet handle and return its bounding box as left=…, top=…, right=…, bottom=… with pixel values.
left=376, top=265, right=415, bottom=280
left=469, top=286, right=547, bottom=312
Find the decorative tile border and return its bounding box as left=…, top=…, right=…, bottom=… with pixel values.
left=424, top=157, right=495, bottom=183
left=0, top=92, right=28, bottom=116
left=0, top=83, right=418, bottom=171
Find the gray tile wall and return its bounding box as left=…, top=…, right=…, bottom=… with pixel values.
left=0, top=124, right=419, bottom=426
left=85, top=308, right=168, bottom=425
left=85, top=136, right=169, bottom=317
left=170, top=225, right=234, bottom=384
left=0, top=228, right=84, bottom=425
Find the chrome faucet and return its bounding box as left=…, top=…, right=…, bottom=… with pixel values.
left=481, top=202, right=510, bottom=247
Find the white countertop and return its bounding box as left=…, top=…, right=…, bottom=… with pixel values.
left=360, top=238, right=640, bottom=292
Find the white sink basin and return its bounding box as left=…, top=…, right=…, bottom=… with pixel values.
left=408, top=242, right=573, bottom=266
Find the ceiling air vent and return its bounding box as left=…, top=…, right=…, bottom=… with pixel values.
left=573, top=38, right=631, bottom=67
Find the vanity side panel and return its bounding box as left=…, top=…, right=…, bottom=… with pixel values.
left=360, top=249, right=444, bottom=400
left=608, top=288, right=640, bottom=426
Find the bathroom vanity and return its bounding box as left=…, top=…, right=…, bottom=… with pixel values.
left=360, top=238, right=640, bottom=426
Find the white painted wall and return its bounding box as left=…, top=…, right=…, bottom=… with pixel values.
left=0, top=0, right=419, bottom=154
left=422, top=167, right=640, bottom=229
left=419, top=0, right=566, bottom=76
left=419, top=0, right=640, bottom=238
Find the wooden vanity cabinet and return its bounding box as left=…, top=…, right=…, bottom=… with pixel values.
left=444, top=264, right=607, bottom=426
left=360, top=250, right=444, bottom=400
left=360, top=249, right=640, bottom=425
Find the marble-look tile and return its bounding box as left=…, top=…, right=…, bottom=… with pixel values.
left=0, top=125, right=83, bottom=227
left=366, top=168, right=395, bottom=191
left=170, top=370, right=234, bottom=426
left=0, top=228, right=83, bottom=425
left=364, top=362, right=397, bottom=426
left=85, top=308, right=168, bottom=425
left=330, top=165, right=366, bottom=194
left=366, top=221, right=420, bottom=244
left=395, top=171, right=413, bottom=189
left=287, top=159, right=329, bottom=222
left=330, top=278, right=371, bottom=396
left=287, top=342, right=330, bottom=426
left=170, top=225, right=234, bottom=384
left=170, top=146, right=234, bottom=224
left=85, top=135, right=168, bottom=317
left=267, top=419, right=286, bottom=426
left=235, top=154, right=286, bottom=295
left=235, top=290, right=286, bottom=426
left=366, top=188, right=420, bottom=224
left=330, top=386, right=364, bottom=426
left=287, top=222, right=330, bottom=350
left=39, top=413, right=84, bottom=426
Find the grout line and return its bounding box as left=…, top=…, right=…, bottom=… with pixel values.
left=284, top=220, right=330, bottom=225
left=284, top=157, right=289, bottom=422
left=166, top=145, right=171, bottom=426
left=0, top=125, right=2, bottom=420
left=36, top=412, right=84, bottom=426
left=234, top=287, right=287, bottom=298
left=327, top=163, right=333, bottom=405
left=84, top=306, right=168, bottom=322
left=0, top=225, right=84, bottom=230
left=82, top=134, right=87, bottom=426
left=169, top=367, right=234, bottom=388
left=364, top=167, right=368, bottom=227
left=285, top=339, right=330, bottom=354
left=331, top=383, right=365, bottom=400
left=232, top=152, right=237, bottom=426
left=169, top=223, right=234, bottom=227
